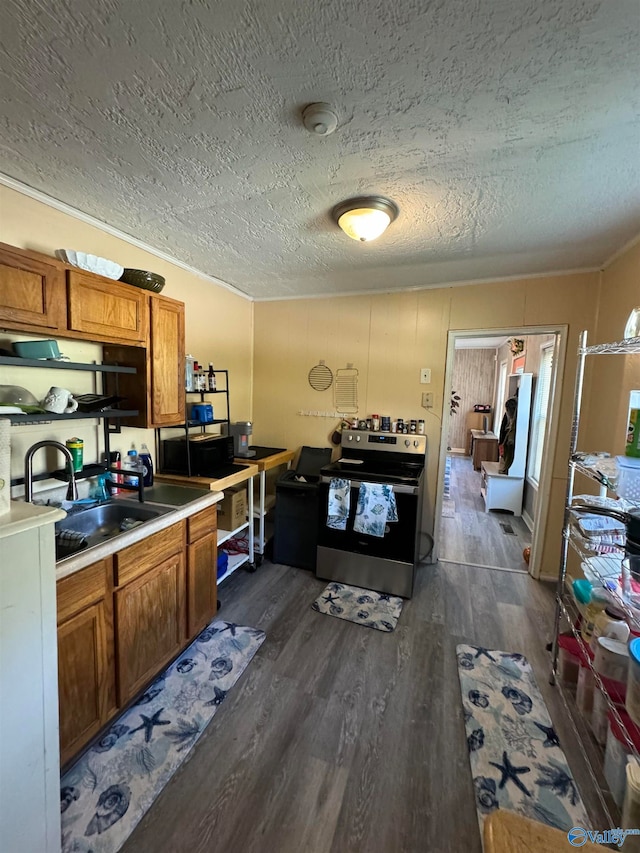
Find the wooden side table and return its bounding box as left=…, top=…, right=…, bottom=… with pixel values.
left=470, top=429, right=499, bottom=471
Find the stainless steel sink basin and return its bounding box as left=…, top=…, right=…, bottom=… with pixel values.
left=55, top=501, right=175, bottom=560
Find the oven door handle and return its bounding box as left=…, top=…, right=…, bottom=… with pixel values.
left=320, top=476, right=419, bottom=496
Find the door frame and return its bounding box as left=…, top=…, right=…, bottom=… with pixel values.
left=433, top=324, right=568, bottom=580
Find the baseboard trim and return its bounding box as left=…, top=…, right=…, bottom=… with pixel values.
left=439, top=559, right=528, bottom=575
left=522, top=509, right=534, bottom=532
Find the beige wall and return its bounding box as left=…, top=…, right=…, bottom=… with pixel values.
left=0, top=186, right=253, bottom=492
left=584, top=239, right=640, bottom=455
left=254, top=272, right=602, bottom=574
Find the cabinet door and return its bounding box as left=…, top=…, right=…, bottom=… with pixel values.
left=102, top=293, right=185, bottom=428
left=0, top=243, right=66, bottom=332
left=151, top=294, right=185, bottom=426
left=115, top=551, right=186, bottom=705
left=68, top=270, right=148, bottom=344
left=187, top=533, right=218, bottom=636
left=56, top=557, right=115, bottom=767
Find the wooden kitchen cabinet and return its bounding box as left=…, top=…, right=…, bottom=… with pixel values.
left=67, top=269, right=149, bottom=344
left=103, top=293, right=185, bottom=427
left=187, top=506, right=218, bottom=636
left=0, top=242, right=66, bottom=333
left=114, top=521, right=187, bottom=705
left=56, top=557, right=115, bottom=767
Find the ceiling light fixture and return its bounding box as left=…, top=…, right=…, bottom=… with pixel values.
left=332, top=196, right=399, bottom=242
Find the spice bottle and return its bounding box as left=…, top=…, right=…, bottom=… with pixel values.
left=372, top=414, right=380, bottom=431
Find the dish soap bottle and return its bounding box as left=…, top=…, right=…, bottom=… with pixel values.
left=124, top=447, right=140, bottom=487
left=139, top=443, right=154, bottom=487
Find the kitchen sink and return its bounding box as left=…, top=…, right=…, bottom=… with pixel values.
left=55, top=500, right=176, bottom=561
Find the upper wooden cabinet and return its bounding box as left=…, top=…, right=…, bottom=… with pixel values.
left=103, top=293, right=185, bottom=428
left=0, top=242, right=150, bottom=345
left=67, top=269, right=148, bottom=344
left=0, top=242, right=66, bottom=333
left=150, top=295, right=185, bottom=425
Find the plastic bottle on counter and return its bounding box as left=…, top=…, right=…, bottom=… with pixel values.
left=109, top=450, right=121, bottom=494
left=185, top=354, right=195, bottom=392
left=418, top=419, right=425, bottom=435
left=139, top=443, right=154, bottom=487
left=124, top=447, right=140, bottom=487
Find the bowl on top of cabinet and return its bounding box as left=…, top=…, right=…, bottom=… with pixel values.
left=119, top=268, right=166, bottom=293
left=55, top=249, right=124, bottom=280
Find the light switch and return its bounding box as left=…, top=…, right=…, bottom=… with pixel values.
left=420, top=368, right=431, bottom=384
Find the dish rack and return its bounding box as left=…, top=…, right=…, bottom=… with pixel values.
left=550, top=329, right=640, bottom=826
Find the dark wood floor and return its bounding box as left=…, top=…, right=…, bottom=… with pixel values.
left=438, top=455, right=532, bottom=570
left=121, top=557, right=606, bottom=853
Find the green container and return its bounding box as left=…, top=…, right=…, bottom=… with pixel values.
left=627, top=392, right=640, bottom=459
left=65, top=437, right=84, bottom=472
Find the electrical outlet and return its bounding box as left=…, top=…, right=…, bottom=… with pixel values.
left=422, top=392, right=434, bottom=408
left=420, top=368, right=431, bottom=384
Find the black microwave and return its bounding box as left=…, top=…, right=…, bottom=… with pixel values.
left=161, top=434, right=234, bottom=477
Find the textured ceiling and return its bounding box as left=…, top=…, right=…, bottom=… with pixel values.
left=1, top=0, right=639, bottom=300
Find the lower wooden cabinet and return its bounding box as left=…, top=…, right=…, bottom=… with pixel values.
left=114, top=521, right=187, bottom=706
left=187, top=506, right=218, bottom=636
left=56, top=557, right=115, bottom=767
left=57, top=513, right=221, bottom=764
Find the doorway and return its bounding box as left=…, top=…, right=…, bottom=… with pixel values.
left=434, top=326, right=566, bottom=579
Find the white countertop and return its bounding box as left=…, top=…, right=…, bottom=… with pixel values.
left=55, top=490, right=223, bottom=581
left=0, top=501, right=66, bottom=539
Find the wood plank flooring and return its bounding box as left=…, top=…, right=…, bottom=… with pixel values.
left=438, top=455, right=532, bottom=570
left=120, top=558, right=606, bottom=853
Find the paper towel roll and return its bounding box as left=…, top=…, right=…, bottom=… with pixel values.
left=0, top=418, right=10, bottom=516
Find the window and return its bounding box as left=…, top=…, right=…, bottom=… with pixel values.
left=528, top=344, right=553, bottom=485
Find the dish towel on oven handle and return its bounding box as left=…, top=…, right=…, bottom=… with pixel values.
left=327, top=477, right=350, bottom=530
left=354, top=483, right=398, bottom=537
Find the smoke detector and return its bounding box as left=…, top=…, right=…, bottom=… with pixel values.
left=302, top=103, right=338, bottom=136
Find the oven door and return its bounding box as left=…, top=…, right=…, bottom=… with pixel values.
left=317, top=478, right=420, bottom=564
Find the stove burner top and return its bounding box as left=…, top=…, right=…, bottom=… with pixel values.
left=321, top=458, right=424, bottom=487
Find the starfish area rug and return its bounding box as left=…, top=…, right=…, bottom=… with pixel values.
left=60, top=620, right=266, bottom=853
left=456, top=643, right=589, bottom=840
left=312, top=581, right=403, bottom=632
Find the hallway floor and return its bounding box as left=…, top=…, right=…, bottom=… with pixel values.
left=120, top=558, right=605, bottom=853
left=438, top=455, right=531, bottom=570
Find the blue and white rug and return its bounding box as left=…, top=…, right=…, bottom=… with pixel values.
left=312, top=582, right=403, bottom=632
left=60, top=620, right=266, bottom=853
left=456, top=644, right=589, bottom=839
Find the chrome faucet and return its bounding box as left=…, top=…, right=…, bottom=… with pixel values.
left=24, top=440, right=78, bottom=502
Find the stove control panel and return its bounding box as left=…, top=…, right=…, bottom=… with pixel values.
left=341, top=429, right=426, bottom=456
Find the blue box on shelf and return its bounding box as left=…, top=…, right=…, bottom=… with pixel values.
left=217, top=551, right=228, bottom=579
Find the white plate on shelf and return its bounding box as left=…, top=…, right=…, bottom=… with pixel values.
left=55, top=250, right=124, bottom=280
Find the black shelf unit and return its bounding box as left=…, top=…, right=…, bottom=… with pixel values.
left=0, top=356, right=136, bottom=374
left=3, top=409, right=139, bottom=425
left=3, top=354, right=139, bottom=487
left=155, top=369, right=231, bottom=477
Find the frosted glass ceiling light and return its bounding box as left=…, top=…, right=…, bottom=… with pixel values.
left=332, top=196, right=398, bottom=242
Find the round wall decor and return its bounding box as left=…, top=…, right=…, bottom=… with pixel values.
left=308, top=361, right=333, bottom=391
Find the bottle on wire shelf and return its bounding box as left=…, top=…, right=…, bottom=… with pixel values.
left=207, top=363, right=216, bottom=391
